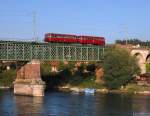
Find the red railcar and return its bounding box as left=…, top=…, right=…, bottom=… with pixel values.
left=44, top=33, right=105, bottom=46
left=45, top=33, right=77, bottom=43
left=93, top=37, right=105, bottom=45
left=78, top=36, right=94, bottom=44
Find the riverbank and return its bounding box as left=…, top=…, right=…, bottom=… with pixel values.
left=1, top=84, right=150, bottom=95
left=0, top=86, right=11, bottom=89
left=58, top=84, right=150, bottom=95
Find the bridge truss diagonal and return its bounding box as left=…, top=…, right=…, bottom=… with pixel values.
left=0, top=41, right=105, bottom=61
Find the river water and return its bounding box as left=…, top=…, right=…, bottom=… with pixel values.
left=0, top=90, right=150, bottom=116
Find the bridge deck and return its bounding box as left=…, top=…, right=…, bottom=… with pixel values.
left=0, top=41, right=105, bottom=61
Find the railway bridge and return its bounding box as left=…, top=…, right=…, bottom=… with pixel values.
left=0, top=40, right=104, bottom=61
left=0, top=40, right=105, bottom=96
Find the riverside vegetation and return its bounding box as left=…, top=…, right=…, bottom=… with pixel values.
left=41, top=62, right=103, bottom=90
left=0, top=47, right=150, bottom=93
left=41, top=47, right=145, bottom=93
left=0, top=63, right=16, bottom=87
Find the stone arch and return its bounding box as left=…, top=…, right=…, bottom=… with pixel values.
left=133, top=52, right=146, bottom=74
left=146, top=54, right=150, bottom=73
left=131, top=49, right=150, bottom=74
left=134, top=53, right=144, bottom=64
left=146, top=54, right=150, bottom=63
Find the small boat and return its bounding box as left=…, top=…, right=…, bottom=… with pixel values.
left=84, top=88, right=95, bottom=94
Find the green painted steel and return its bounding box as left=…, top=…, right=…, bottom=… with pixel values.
left=0, top=41, right=104, bottom=61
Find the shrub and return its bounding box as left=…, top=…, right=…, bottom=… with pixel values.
left=103, top=47, right=140, bottom=89
left=41, top=63, right=51, bottom=77
left=0, top=69, right=16, bottom=87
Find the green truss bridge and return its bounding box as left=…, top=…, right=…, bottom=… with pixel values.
left=0, top=40, right=105, bottom=61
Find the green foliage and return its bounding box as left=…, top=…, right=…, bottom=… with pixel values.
left=57, top=62, right=66, bottom=71
left=41, top=62, right=73, bottom=89
left=0, top=63, right=6, bottom=73
left=41, top=61, right=102, bottom=89
left=125, top=84, right=140, bottom=93
left=87, top=63, right=96, bottom=72
left=58, top=62, right=75, bottom=71
left=103, top=47, right=140, bottom=90
left=69, top=76, right=103, bottom=88
left=126, top=84, right=150, bottom=93
left=0, top=69, right=16, bottom=87
left=0, top=64, right=2, bottom=73
left=41, top=63, right=51, bottom=77
left=59, top=69, right=72, bottom=84
left=79, top=78, right=104, bottom=89
left=146, top=63, right=150, bottom=73
left=75, top=63, right=88, bottom=77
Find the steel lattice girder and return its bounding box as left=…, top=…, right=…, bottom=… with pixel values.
left=0, top=41, right=105, bottom=61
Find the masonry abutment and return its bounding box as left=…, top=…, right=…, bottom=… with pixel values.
left=14, top=60, right=45, bottom=96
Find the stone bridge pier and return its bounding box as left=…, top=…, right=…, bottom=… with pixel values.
left=14, top=60, right=45, bottom=96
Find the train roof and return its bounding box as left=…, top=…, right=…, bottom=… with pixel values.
left=45, top=33, right=105, bottom=39
left=79, top=35, right=105, bottom=39
left=45, top=33, right=77, bottom=36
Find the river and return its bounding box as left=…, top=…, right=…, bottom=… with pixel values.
left=0, top=90, right=150, bottom=116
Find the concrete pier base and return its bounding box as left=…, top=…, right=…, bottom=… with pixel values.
left=14, top=79, right=45, bottom=96
left=14, top=60, right=45, bottom=96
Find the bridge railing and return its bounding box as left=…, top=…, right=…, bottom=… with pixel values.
left=0, top=41, right=105, bottom=61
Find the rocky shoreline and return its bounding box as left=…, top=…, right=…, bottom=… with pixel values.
left=58, top=85, right=150, bottom=95
left=0, top=86, right=11, bottom=89
left=1, top=85, right=150, bottom=95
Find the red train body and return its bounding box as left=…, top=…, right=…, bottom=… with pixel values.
left=44, top=33, right=105, bottom=46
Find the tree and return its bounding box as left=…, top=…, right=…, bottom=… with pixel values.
left=0, top=69, right=16, bottom=87
left=103, top=47, right=140, bottom=89
left=115, top=39, right=150, bottom=47
left=146, top=63, right=150, bottom=73
left=41, top=63, right=51, bottom=77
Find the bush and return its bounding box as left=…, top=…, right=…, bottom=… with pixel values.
left=40, top=61, right=102, bottom=89
left=58, top=62, right=75, bottom=71
left=41, top=63, right=51, bottom=77
left=103, top=47, right=140, bottom=89
left=87, top=63, right=96, bottom=72
left=125, top=84, right=140, bottom=93
left=0, top=69, right=16, bottom=87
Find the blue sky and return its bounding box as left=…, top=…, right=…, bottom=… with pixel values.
left=0, top=0, right=150, bottom=43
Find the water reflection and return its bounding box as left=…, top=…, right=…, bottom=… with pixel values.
left=14, top=95, right=43, bottom=116
left=132, top=95, right=150, bottom=113
left=0, top=90, right=15, bottom=116
left=95, top=93, right=133, bottom=116
left=43, top=92, right=97, bottom=116
left=1, top=90, right=150, bottom=116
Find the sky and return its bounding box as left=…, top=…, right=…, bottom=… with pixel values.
left=0, top=0, right=150, bottom=43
